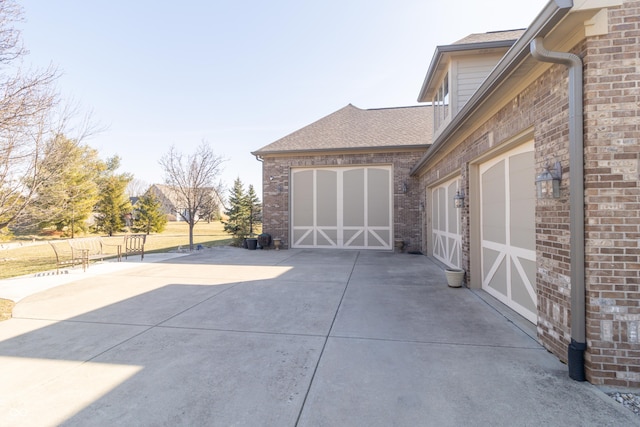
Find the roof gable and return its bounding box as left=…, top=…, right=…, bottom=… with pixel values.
left=253, top=104, right=432, bottom=155
left=418, top=29, right=524, bottom=103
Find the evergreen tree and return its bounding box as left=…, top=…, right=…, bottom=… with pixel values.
left=133, top=192, right=167, bottom=234
left=94, top=156, right=132, bottom=236
left=25, top=135, right=101, bottom=237
left=222, top=178, right=250, bottom=245
left=222, top=179, right=262, bottom=245
left=246, top=184, right=262, bottom=237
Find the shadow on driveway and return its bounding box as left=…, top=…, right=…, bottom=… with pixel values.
left=0, top=247, right=635, bottom=426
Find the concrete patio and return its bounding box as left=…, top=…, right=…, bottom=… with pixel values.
left=0, top=247, right=637, bottom=426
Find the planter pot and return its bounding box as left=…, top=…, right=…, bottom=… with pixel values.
left=273, top=238, right=282, bottom=251
left=445, top=268, right=465, bottom=288
left=257, top=233, right=271, bottom=249
left=246, top=238, right=258, bottom=250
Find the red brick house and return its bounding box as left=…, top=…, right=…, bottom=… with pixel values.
left=253, top=0, right=640, bottom=387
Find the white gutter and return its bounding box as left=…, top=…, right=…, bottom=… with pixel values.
left=530, top=37, right=586, bottom=381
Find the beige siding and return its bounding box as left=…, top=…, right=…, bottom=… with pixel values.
left=455, top=53, right=503, bottom=112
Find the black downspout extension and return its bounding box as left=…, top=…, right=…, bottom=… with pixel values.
left=530, top=37, right=586, bottom=381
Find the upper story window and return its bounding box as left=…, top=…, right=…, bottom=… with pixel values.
left=433, top=72, right=450, bottom=131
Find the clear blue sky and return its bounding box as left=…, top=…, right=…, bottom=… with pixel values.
left=19, top=0, right=548, bottom=197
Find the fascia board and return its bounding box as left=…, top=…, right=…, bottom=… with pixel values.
left=252, top=145, right=430, bottom=158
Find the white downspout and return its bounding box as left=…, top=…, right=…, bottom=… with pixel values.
left=530, top=37, right=586, bottom=381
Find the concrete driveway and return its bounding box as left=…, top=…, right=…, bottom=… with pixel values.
left=0, top=247, right=637, bottom=426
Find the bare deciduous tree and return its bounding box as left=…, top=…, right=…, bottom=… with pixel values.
left=126, top=178, right=150, bottom=198
left=0, top=0, right=95, bottom=233
left=159, top=141, right=225, bottom=250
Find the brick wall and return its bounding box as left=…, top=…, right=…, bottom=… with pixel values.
left=582, top=1, right=640, bottom=387
left=260, top=150, right=424, bottom=251
left=417, top=47, right=579, bottom=380
left=416, top=1, right=640, bottom=387
left=257, top=2, right=640, bottom=387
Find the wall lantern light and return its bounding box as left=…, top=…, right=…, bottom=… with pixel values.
left=536, top=161, right=562, bottom=199
left=454, top=190, right=465, bottom=209
left=402, top=181, right=408, bottom=194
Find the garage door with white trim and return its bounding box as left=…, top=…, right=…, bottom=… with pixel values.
left=480, top=142, right=537, bottom=323
left=431, top=177, right=462, bottom=268
left=291, top=166, right=392, bottom=249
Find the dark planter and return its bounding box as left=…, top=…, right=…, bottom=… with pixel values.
left=257, top=233, right=271, bottom=249
left=246, top=238, right=258, bottom=250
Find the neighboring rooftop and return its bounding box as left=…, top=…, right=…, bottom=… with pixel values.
left=253, top=104, right=432, bottom=155
left=453, top=29, right=525, bottom=45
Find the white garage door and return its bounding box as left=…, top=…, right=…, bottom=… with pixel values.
left=480, top=142, right=537, bottom=323
left=291, top=166, right=392, bottom=249
left=431, top=177, right=462, bottom=268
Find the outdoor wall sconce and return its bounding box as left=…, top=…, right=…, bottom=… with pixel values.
left=454, top=190, right=465, bottom=209
left=536, top=161, right=562, bottom=199
left=402, top=181, right=408, bottom=194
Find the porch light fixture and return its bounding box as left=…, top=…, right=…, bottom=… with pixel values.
left=454, top=190, right=465, bottom=209
left=536, top=161, right=562, bottom=199
left=402, top=181, right=408, bottom=194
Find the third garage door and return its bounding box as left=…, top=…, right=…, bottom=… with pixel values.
left=291, top=166, right=392, bottom=249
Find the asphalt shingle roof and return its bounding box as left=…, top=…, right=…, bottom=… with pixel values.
left=452, top=29, right=525, bottom=46
left=252, top=104, right=432, bottom=155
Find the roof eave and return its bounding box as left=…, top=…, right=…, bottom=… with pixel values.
left=252, top=144, right=430, bottom=158
left=411, top=0, right=574, bottom=176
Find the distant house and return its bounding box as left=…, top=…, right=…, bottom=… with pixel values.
left=253, top=1, right=640, bottom=388
left=146, top=184, right=221, bottom=222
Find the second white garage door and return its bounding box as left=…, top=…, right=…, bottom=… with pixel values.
left=291, top=166, right=393, bottom=249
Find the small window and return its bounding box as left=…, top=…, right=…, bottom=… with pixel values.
left=433, top=72, right=450, bottom=131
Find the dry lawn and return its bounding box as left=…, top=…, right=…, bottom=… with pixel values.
left=0, top=299, right=14, bottom=321
left=0, top=221, right=233, bottom=280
